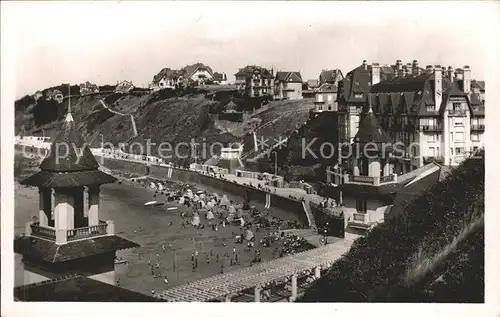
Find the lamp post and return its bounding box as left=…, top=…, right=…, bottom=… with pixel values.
left=273, top=151, right=278, bottom=176
left=324, top=222, right=329, bottom=245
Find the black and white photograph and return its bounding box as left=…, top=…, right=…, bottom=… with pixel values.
left=1, top=1, right=498, bottom=316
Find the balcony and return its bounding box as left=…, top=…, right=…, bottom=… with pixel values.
left=347, top=213, right=373, bottom=230
left=29, top=220, right=111, bottom=244
left=420, top=125, right=443, bottom=132
left=344, top=173, right=397, bottom=186
left=448, top=109, right=467, bottom=116
left=471, top=124, right=485, bottom=131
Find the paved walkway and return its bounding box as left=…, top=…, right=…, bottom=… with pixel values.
left=155, top=239, right=352, bottom=302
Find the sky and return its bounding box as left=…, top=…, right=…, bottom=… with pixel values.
left=3, top=1, right=494, bottom=98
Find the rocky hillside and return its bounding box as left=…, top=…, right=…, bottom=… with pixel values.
left=15, top=87, right=315, bottom=167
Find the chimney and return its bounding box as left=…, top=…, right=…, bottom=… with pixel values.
left=462, top=65, right=471, bottom=94
left=447, top=66, right=454, bottom=81
left=405, top=63, right=412, bottom=76
left=362, top=60, right=368, bottom=70
left=434, top=65, right=443, bottom=107
left=426, top=65, right=434, bottom=73
left=455, top=68, right=464, bottom=81
left=396, top=60, right=402, bottom=70
left=412, top=60, right=420, bottom=76
left=371, top=63, right=381, bottom=86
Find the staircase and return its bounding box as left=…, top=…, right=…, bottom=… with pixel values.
left=302, top=199, right=316, bottom=230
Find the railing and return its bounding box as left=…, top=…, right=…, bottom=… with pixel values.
left=347, top=175, right=376, bottom=185
left=348, top=213, right=372, bottom=230
left=471, top=124, right=485, bottom=131
left=380, top=174, right=396, bottom=184
left=420, top=125, right=443, bottom=132
left=345, top=173, right=398, bottom=186
left=66, top=222, right=108, bottom=241
left=448, top=109, right=467, bottom=116
left=30, top=223, right=56, bottom=240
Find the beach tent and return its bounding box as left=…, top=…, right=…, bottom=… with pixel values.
left=206, top=201, right=215, bottom=209
left=192, top=213, right=200, bottom=226
left=219, top=195, right=230, bottom=207
left=244, top=229, right=254, bottom=241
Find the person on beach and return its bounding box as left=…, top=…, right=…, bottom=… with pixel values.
left=162, top=244, right=166, bottom=252
left=164, top=276, right=169, bottom=284
left=216, top=254, right=219, bottom=263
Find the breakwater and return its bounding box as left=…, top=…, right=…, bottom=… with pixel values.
left=95, top=156, right=310, bottom=226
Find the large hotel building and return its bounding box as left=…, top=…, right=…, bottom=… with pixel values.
left=336, top=60, right=485, bottom=174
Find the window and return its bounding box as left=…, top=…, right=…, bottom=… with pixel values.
left=450, top=148, right=454, bottom=155
left=454, top=117, right=464, bottom=125
left=471, top=133, right=480, bottom=141
left=328, top=94, right=333, bottom=101
left=453, top=102, right=462, bottom=111
left=426, top=105, right=435, bottom=112
left=318, top=105, right=322, bottom=111
left=428, top=134, right=435, bottom=142
left=356, top=198, right=368, bottom=213
left=456, top=147, right=464, bottom=155
left=328, top=106, right=332, bottom=111
left=471, top=118, right=478, bottom=125
left=429, top=147, right=435, bottom=156
left=317, top=95, right=323, bottom=102
left=354, top=92, right=363, bottom=99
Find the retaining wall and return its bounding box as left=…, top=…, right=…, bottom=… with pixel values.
left=96, top=156, right=309, bottom=226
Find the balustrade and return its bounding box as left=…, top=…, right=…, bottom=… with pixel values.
left=30, top=221, right=108, bottom=242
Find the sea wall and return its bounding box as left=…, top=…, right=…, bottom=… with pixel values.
left=96, top=156, right=309, bottom=226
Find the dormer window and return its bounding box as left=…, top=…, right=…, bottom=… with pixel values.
left=354, top=93, right=363, bottom=99
left=426, top=105, right=435, bottom=112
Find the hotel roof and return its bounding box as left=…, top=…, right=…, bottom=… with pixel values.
left=14, top=235, right=139, bottom=263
